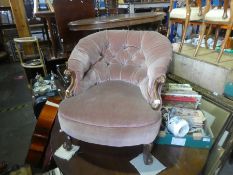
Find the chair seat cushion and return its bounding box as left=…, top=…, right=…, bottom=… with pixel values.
left=170, top=7, right=203, bottom=21
left=205, top=8, right=230, bottom=22
left=58, top=81, right=161, bottom=147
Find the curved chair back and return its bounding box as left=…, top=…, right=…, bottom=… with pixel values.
left=67, top=30, right=172, bottom=102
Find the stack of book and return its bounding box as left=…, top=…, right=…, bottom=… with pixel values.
left=162, top=83, right=202, bottom=109
left=161, top=83, right=206, bottom=136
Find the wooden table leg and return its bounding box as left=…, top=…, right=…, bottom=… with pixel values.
left=45, top=17, right=56, bottom=58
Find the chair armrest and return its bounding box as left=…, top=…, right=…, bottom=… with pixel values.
left=64, top=69, right=76, bottom=98
left=151, top=75, right=166, bottom=110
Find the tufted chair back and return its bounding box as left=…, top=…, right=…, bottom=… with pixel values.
left=68, top=30, right=172, bottom=105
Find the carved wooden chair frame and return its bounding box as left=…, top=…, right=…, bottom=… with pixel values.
left=62, top=68, right=166, bottom=165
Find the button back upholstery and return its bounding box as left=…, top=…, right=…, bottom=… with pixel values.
left=58, top=30, right=172, bottom=147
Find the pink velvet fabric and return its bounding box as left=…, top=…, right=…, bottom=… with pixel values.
left=68, top=30, right=172, bottom=104
left=58, top=30, right=172, bottom=147
left=59, top=81, right=161, bottom=146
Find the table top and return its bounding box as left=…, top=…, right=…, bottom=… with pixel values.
left=51, top=119, right=209, bottom=175
left=118, top=1, right=170, bottom=8
left=124, top=1, right=169, bottom=4
left=68, top=12, right=165, bottom=31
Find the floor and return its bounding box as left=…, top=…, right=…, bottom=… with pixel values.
left=0, top=59, right=232, bottom=174
left=0, top=61, right=36, bottom=169
left=173, top=43, right=233, bottom=70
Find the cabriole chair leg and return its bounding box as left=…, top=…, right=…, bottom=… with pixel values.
left=143, top=143, right=153, bottom=165
left=63, top=135, right=73, bottom=151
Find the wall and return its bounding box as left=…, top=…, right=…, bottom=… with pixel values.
left=169, top=53, right=233, bottom=95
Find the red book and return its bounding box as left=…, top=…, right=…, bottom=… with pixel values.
left=162, top=95, right=197, bottom=103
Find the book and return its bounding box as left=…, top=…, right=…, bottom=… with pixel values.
left=162, top=90, right=201, bottom=97
left=163, top=83, right=193, bottom=91
left=162, top=95, right=198, bottom=103
left=162, top=101, right=199, bottom=109
left=161, top=84, right=202, bottom=109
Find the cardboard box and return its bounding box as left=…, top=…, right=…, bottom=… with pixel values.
left=154, top=110, right=214, bottom=149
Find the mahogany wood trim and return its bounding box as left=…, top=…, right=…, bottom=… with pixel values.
left=64, top=69, right=76, bottom=98
left=151, top=75, right=165, bottom=110
left=68, top=12, right=164, bottom=31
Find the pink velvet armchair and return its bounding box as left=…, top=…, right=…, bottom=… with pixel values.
left=58, top=30, right=172, bottom=165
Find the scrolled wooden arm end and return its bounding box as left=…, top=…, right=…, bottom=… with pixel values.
left=64, top=69, right=76, bottom=98
left=151, top=75, right=166, bottom=110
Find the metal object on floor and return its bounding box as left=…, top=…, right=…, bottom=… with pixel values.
left=14, top=36, right=47, bottom=80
